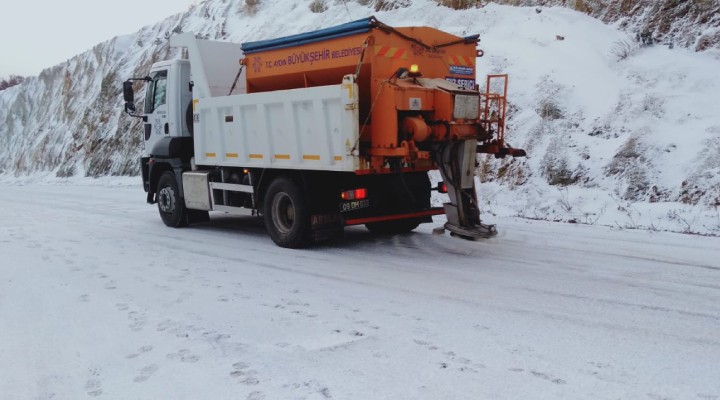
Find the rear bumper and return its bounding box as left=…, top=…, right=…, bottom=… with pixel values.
left=344, top=208, right=444, bottom=226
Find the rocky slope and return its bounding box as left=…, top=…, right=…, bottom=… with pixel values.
left=436, top=0, right=720, bottom=52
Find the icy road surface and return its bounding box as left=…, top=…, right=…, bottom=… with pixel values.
left=1, top=183, right=719, bottom=400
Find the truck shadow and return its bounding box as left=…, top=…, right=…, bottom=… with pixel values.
left=186, top=214, right=489, bottom=258
left=188, top=213, right=421, bottom=247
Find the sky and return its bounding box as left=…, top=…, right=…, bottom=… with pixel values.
left=0, top=0, right=195, bottom=77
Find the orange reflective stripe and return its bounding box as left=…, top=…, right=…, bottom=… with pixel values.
left=375, top=45, right=390, bottom=57
left=392, top=48, right=407, bottom=59
left=375, top=46, right=407, bottom=59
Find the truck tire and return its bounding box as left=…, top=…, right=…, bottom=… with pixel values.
left=365, top=219, right=419, bottom=235
left=157, top=171, right=188, bottom=228
left=264, top=177, right=311, bottom=248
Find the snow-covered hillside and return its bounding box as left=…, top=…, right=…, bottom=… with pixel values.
left=489, top=0, right=720, bottom=52
left=1, top=0, right=718, bottom=234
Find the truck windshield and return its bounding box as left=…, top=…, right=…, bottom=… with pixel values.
left=144, top=70, right=168, bottom=114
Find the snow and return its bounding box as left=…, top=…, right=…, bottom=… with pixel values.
left=1, top=4, right=720, bottom=396
left=2, top=182, right=719, bottom=399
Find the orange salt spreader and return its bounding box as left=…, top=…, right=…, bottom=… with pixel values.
left=241, top=17, right=525, bottom=239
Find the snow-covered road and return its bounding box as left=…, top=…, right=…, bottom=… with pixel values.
left=1, top=183, right=719, bottom=400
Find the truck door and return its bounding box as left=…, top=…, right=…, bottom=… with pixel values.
left=143, top=69, right=169, bottom=156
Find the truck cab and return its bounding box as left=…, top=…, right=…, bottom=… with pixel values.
left=142, top=60, right=193, bottom=157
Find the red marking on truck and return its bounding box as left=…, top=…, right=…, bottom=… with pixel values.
left=374, top=45, right=408, bottom=60
left=449, top=55, right=475, bottom=67
left=344, top=209, right=445, bottom=226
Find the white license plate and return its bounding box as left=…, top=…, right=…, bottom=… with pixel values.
left=341, top=199, right=370, bottom=212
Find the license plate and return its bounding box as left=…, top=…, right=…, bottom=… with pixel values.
left=445, top=76, right=476, bottom=90
left=340, top=199, right=370, bottom=212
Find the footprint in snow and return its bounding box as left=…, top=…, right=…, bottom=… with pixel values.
left=127, top=312, right=148, bottom=331
left=126, top=345, right=154, bottom=359
left=85, top=379, right=103, bottom=397
left=134, top=364, right=159, bottom=382
left=528, top=370, right=567, bottom=385
left=156, top=319, right=175, bottom=332
left=231, top=362, right=259, bottom=385
left=240, top=376, right=260, bottom=385
left=233, top=362, right=250, bottom=370
left=247, top=391, right=266, bottom=400
left=167, top=349, right=200, bottom=363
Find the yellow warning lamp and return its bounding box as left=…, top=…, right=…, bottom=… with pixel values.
left=408, top=64, right=421, bottom=77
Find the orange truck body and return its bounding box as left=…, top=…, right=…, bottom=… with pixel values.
left=241, top=17, right=495, bottom=174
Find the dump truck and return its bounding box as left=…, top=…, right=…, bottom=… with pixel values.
left=122, top=17, right=525, bottom=248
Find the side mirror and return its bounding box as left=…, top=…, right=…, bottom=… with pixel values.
left=123, top=81, right=135, bottom=102
left=123, top=76, right=151, bottom=118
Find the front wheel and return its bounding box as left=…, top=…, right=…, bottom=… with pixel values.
left=157, top=171, right=188, bottom=227
left=264, top=177, right=311, bottom=248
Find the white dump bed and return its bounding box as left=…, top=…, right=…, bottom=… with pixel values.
left=193, top=76, right=360, bottom=172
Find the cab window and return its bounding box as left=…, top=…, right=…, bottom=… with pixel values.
left=144, top=70, right=168, bottom=114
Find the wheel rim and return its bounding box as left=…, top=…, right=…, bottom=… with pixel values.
left=271, top=192, right=295, bottom=234
left=158, top=186, right=176, bottom=214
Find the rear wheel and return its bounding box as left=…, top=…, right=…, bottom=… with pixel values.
left=157, top=171, right=188, bottom=227
left=365, top=219, right=420, bottom=235
left=264, top=177, right=311, bottom=248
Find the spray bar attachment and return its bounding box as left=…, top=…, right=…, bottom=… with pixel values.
left=435, top=139, right=497, bottom=239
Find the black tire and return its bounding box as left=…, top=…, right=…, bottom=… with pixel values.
left=365, top=219, right=420, bottom=235
left=263, top=177, right=311, bottom=248
left=157, top=171, right=188, bottom=228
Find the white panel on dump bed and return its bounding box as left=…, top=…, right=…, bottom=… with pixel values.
left=170, top=33, right=245, bottom=99
left=193, top=77, right=359, bottom=172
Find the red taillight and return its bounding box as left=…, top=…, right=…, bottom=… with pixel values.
left=341, top=188, right=368, bottom=200
left=438, top=182, right=448, bottom=193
